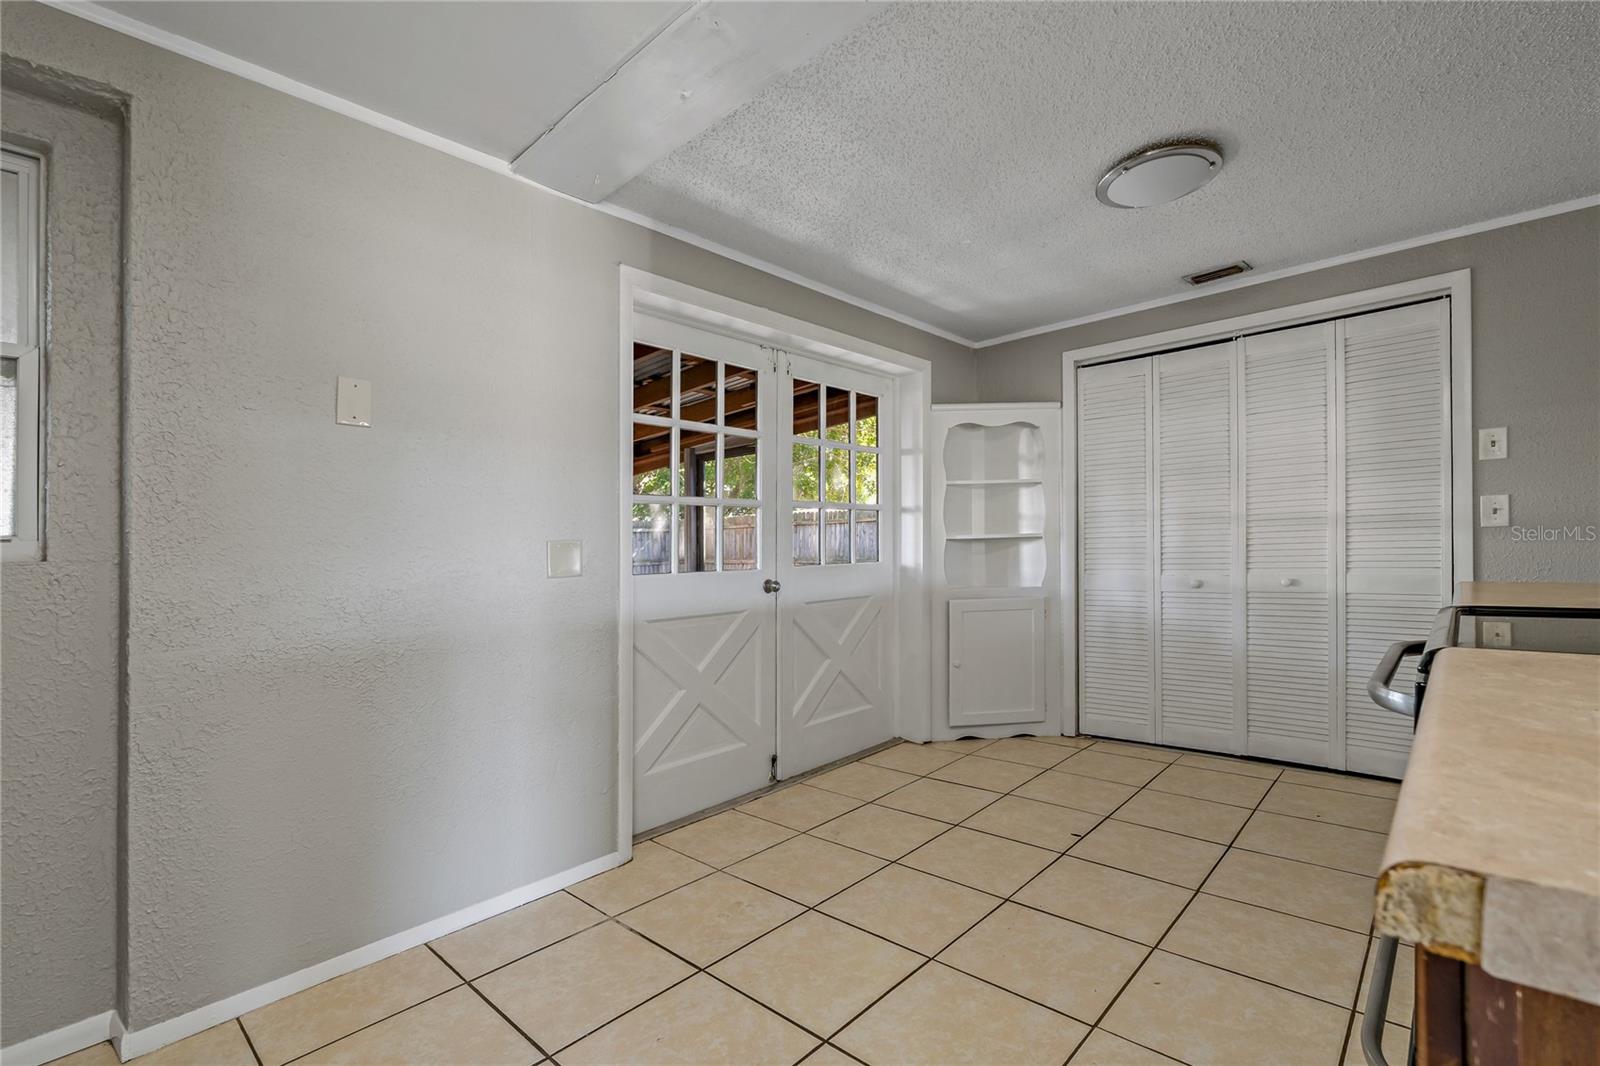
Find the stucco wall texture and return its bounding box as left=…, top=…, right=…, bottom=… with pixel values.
left=0, top=1, right=976, bottom=1041
left=0, top=85, right=124, bottom=1046
left=977, top=208, right=1600, bottom=584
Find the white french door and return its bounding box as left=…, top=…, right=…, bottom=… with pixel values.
left=777, top=352, right=896, bottom=776
left=629, top=315, right=778, bottom=830
left=629, top=315, right=896, bottom=830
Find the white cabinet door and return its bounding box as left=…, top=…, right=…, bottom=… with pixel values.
left=1341, top=301, right=1450, bottom=777
left=1242, top=321, right=1338, bottom=766
left=1155, top=342, right=1241, bottom=751
left=1078, top=359, right=1155, bottom=741
left=949, top=597, right=1047, bottom=727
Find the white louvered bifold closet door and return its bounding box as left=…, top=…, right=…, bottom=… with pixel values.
left=1155, top=343, right=1241, bottom=751
left=1078, top=359, right=1155, bottom=741
left=1341, top=301, right=1450, bottom=777
left=1241, top=322, right=1338, bottom=765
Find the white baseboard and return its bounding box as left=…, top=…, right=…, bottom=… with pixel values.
left=114, top=849, right=626, bottom=1061
left=1, top=1010, right=122, bottom=1066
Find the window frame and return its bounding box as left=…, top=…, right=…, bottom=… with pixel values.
left=789, top=384, right=883, bottom=566
left=2, top=145, right=44, bottom=562
left=630, top=339, right=767, bottom=576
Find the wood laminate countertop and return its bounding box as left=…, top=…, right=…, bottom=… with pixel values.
left=1455, top=581, right=1600, bottom=609
left=1376, top=647, right=1600, bottom=1005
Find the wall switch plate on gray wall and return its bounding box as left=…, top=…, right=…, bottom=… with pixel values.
left=546, top=540, right=582, bottom=578
left=1479, top=494, right=1510, bottom=527
left=336, top=376, right=372, bottom=426
left=1477, top=426, right=1507, bottom=460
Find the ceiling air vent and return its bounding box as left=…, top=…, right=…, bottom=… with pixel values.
left=1183, top=261, right=1252, bottom=286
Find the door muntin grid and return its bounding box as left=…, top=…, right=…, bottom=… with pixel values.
left=631, top=340, right=765, bottom=576
left=790, top=378, right=880, bottom=567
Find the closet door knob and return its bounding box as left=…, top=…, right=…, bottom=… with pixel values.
left=1281, top=577, right=1298, bottom=588
left=1189, top=579, right=1204, bottom=589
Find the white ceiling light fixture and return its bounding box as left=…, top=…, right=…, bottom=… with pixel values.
left=1096, top=141, right=1223, bottom=208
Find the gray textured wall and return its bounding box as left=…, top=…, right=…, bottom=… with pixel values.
left=0, top=1, right=976, bottom=1038
left=978, top=208, right=1600, bottom=582
left=0, top=88, right=123, bottom=1044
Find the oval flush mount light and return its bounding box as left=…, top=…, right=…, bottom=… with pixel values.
left=1096, top=141, right=1223, bottom=208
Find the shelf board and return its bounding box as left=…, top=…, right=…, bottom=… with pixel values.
left=945, top=532, right=1046, bottom=541
left=945, top=478, right=1044, bottom=486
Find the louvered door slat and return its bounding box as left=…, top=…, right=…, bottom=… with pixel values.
left=1079, top=360, right=1154, bottom=741
left=1242, top=322, right=1336, bottom=765
left=1156, top=343, right=1239, bottom=750
left=1342, top=301, right=1450, bottom=778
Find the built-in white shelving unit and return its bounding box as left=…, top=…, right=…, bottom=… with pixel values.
left=930, top=403, right=1063, bottom=738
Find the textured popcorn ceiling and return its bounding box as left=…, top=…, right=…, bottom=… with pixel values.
left=612, top=1, right=1600, bottom=342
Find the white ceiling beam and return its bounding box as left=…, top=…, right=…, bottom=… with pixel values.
left=512, top=1, right=881, bottom=203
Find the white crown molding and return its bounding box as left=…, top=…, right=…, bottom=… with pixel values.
left=974, top=193, right=1600, bottom=349
left=34, top=0, right=978, bottom=349
left=32, top=1, right=1600, bottom=357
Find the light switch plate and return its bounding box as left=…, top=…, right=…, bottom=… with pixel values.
left=1479, top=494, right=1510, bottom=527
left=1478, top=427, right=1507, bottom=460
left=1482, top=621, right=1512, bottom=648
left=546, top=540, right=582, bottom=578
left=336, top=377, right=372, bottom=427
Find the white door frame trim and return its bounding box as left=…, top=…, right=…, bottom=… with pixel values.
left=617, top=266, right=933, bottom=855
left=1060, top=269, right=1474, bottom=737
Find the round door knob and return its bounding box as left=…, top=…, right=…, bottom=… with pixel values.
left=1189, top=579, right=1204, bottom=589
left=763, top=578, right=781, bottom=594
left=1281, top=578, right=1297, bottom=588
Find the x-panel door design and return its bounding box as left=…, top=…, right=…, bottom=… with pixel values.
left=629, top=315, right=897, bottom=831
left=630, top=315, right=777, bottom=830
left=777, top=352, right=896, bottom=776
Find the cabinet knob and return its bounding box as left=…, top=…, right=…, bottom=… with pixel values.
left=951, top=660, right=962, bottom=669
left=1281, top=577, right=1298, bottom=588
left=1189, top=578, right=1204, bottom=589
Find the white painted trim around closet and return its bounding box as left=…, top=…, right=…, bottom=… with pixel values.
left=1060, top=269, right=1473, bottom=737
left=0, top=1011, right=122, bottom=1066
left=109, top=850, right=624, bottom=1062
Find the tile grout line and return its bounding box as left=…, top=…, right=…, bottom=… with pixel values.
left=233, top=1018, right=265, bottom=1066
left=609, top=738, right=1390, bottom=1061
left=483, top=736, right=1385, bottom=1064
left=1078, top=754, right=1281, bottom=1044
left=130, top=736, right=1389, bottom=1066
left=650, top=741, right=1098, bottom=1055
left=275, top=983, right=465, bottom=1066
left=424, top=942, right=554, bottom=1064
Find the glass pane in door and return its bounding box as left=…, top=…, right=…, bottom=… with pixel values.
left=854, top=511, right=879, bottom=563
left=723, top=362, right=759, bottom=431
left=792, top=508, right=819, bottom=566
left=793, top=379, right=820, bottom=437
left=721, top=506, right=757, bottom=571
left=631, top=502, right=671, bottom=576
left=824, top=508, right=850, bottom=564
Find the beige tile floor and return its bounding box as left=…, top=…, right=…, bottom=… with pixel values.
left=54, top=736, right=1408, bottom=1066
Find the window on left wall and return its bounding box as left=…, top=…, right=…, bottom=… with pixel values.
left=2, top=146, right=43, bottom=561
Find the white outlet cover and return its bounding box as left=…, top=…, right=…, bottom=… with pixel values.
left=1478, top=427, right=1507, bottom=460
left=336, top=377, right=372, bottom=427
left=546, top=540, right=582, bottom=578
left=1479, top=494, right=1510, bottom=527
